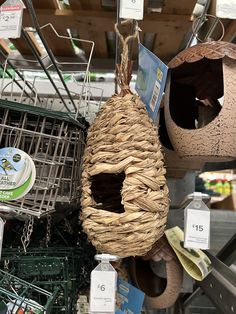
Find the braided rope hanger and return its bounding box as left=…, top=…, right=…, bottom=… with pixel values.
left=114, top=19, right=139, bottom=95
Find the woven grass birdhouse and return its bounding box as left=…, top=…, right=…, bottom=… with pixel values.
left=164, top=41, right=236, bottom=161
left=81, top=21, right=169, bottom=258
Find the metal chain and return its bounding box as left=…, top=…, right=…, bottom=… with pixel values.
left=63, top=218, right=73, bottom=235
left=4, top=260, right=9, bottom=272
left=45, top=214, right=52, bottom=247
left=21, top=216, right=34, bottom=252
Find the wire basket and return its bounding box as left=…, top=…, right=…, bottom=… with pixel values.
left=1, top=247, right=95, bottom=313
left=0, top=99, right=85, bottom=219
left=0, top=269, right=56, bottom=314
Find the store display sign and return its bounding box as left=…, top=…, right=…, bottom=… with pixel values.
left=0, top=0, right=24, bottom=39
left=184, top=195, right=210, bottom=250
left=116, top=278, right=145, bottom=314
left=136, top=43, right=168, bottom=122
left=119, top=0, right=144, bottom=20
left=0, top=147, right=36, bottom=201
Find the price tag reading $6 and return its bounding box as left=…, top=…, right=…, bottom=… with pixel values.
left=184, top=208, right=210, bottom=250
left=90, top=266, right=117, bottom=313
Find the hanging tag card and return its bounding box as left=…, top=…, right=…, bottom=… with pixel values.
left=184, top=193, right=210, bottom=250
left=90, top=262, right=117, bottom=313
left=0, top=0, right=23, bottom=39
left=119, top=0, right=144, bottom=20
left=135, top=43, right=168, bottom=122
left=165, top=226, right=212, bottom=281
left=0, top=218, right=4, bottom=260
left=216, top=0, right=236, bottom=19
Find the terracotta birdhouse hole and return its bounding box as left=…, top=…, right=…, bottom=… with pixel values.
left=164, top=41, right=236, bottom=162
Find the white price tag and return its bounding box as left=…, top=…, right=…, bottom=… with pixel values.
left=184, top=208, right=210, bottom=250
left=0, top=3, right=23, bottom=38
left=119, top=0, right=144, bottom=20
left=90, top=269, right=117, bottom=313
left=216, top=0, right=236, bottom=19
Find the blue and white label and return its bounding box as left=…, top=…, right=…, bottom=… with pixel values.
left=136, top=43, right=168, bottom=122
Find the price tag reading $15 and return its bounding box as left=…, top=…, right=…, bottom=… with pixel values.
left=184, top=193, right=210, bottom=250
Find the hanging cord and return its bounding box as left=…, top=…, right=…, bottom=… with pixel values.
left=114, top=19, right=139, bottom=96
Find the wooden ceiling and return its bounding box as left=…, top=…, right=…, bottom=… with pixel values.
left=0, top=0, right=235, bottom=72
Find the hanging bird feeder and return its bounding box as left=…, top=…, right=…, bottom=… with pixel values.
left=164, top=41, right=236, bottom=161
left=80, top=20, right=169, bottom=258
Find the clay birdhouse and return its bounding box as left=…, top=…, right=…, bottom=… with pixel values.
left=164, top=41, right=236, bottom=161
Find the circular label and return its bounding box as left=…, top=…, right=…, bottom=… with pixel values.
left=0, top=147, right=36, bottom=201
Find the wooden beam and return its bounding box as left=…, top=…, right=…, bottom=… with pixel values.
left=152, top=21, right=192, bottom=61
left=162, top=0, right=197, bottom=15
left=139, top=18, right=191, bottom=34
left=41, top=27, right=76, bottom=57
left=27, top=31, right=43, bottom=55
left=10, top=32, right=42, bottom=56
left=79, top=0, right=102, bottom=10
left=223, top=20, right=236, bottom=42
left=23, top=9, right=192, bottom=31
left=69, top=0, right=82, bottom=10
left=32, top=0, right=59, bottom=9
left=144, top=0, right=148, bottom=13
left=0, top=40, right=11, bottom=55
left=91, top=31, right=108, bottom=58
left=78, top=30, right=107, bottom=58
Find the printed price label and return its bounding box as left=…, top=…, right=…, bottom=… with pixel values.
left=119, top=0, right=144, bottom=20
left=184, top=208, right=210, bottom=250
left=90, top=269, right=117, bottom=313
left=0, top=2, right=23, bottom=38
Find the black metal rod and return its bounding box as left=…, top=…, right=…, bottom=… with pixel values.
left=0, top=64, right=33, bottom=100
left=21, top=29, right=71, bottom=112
left=217, top=233, right=236, bottom=266
left=0, top=50, right=38, bottom=101
left=25, top=0, right=77, bottom=112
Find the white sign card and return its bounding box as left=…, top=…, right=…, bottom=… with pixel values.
left=90, top=262, right=117, bottom=313
left=119, top=0, right=144, bottom=20
left=216, top=0, right=236, bottom=19
left=184, top=193, right=211, bottom=250
left=0, top=0, right=24, bottom=39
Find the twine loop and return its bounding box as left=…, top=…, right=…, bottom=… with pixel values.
left=114, top=19, right=139, bottom=95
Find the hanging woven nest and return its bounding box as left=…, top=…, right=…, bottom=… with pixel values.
left=80, top=20, right=169, bottom=258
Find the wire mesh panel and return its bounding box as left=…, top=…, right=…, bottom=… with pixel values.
left=0, top=99, right=86, bottom=219
left=0, top=269, right=56, bottom=314
left=0, top=247, right=95, bottom=313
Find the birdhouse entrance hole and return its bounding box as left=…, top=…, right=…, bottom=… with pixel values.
left=91, top=172, right=125, bottom=213
left=169, top=58, right=224, bottom=130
